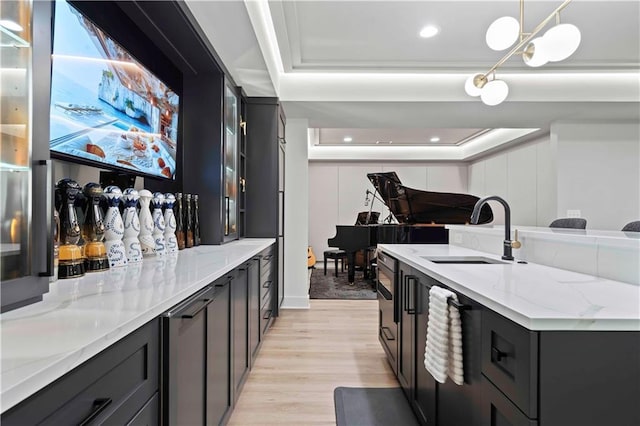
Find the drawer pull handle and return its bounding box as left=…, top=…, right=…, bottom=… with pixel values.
left=263, top=309, right=272, bottom=320
left=78, top=398, right=112, bottom=426
left=381, top=326, right=395, bottom=341
left=492, top=347, right=507, bottom=362
left=262, top=280, right=272, bottom=288
left=181, top=299, right=212, bottom=319
left=263, top=255, right=273, bottom=261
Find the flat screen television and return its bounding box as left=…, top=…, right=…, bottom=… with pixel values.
left=50, top=0, right=179, bottom=180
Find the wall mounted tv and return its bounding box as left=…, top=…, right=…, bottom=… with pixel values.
left=50, top=0, right=179, bottom=180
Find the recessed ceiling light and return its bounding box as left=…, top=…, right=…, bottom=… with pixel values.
left=389, top=141, right=393, bottom=144
left=419, top=25, right=439, bottom=39
left=376, top=141, right=380, bottom=144
left=343, top=136, right=353, bottom=142
left=430, top=137, right=440, bottom=143
left=0, top=20, right=23, bottom=32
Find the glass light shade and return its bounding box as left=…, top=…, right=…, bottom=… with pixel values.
left=523, top=37, right=549, bottom=67
left=543, top=23, right=581, bottom=62
left=480, top=79, right=509, bottom=106
left=486, top=16, right=520, bottom=51
left=464, top=74, right=484, bottom=97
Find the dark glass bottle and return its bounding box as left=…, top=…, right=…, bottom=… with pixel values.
left=185, top=193, right=194, bottom=248
left=193, top=194, right=201, bottom=246
left=175, top=192, right=185, bottom=250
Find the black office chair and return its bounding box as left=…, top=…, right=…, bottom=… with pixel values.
left=621, top=221, right=640, bottom=232
left=549, top=218, right=587, bottom=229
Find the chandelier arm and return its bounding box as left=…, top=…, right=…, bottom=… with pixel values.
left=482, top=0, right=573, bottom=79
left=519, top=0, right=524, bottom=43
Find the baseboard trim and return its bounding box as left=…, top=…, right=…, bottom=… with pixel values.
left=280, top=296, right=310, bottom=309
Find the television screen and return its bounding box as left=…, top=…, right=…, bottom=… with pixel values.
left=50, top=0, right=179, bottom=180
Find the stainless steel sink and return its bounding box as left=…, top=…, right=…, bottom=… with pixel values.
left=421, top=256, right=509, bottom=265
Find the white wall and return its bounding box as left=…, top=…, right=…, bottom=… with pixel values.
left=467, top=122, right=640, bottom=231
left=467, top=136, right=554, bottom=226
left=282, top=119, right=310, bottom=309
left=309, top=162, right=468, bottom=260
left=552, top=122, right=640, bottom=231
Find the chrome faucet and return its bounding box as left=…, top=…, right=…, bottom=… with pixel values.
left=470, top=195, right=520, bottom=261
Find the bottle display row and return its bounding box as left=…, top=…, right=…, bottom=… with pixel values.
left=53, top=178, right=201, bottom=280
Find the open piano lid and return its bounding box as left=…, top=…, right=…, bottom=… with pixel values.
left=367, top=172, right=493, bottom=225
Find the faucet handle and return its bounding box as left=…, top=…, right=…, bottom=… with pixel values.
left=511, top=229, right=522, bottom=249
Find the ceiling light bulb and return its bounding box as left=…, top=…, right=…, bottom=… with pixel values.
left=523, top=37, right=549, bottom=67
left=430, top=137, right=440, bottom=143
left=419, top=25, right=439, bottom=38
left=465, top=74, right=486, bottom=97
left=0, top=20, right=23, bottom=32
left=480, top=79, right=509, bottom=106
left=343, top=136, right=353, bottom=142
left=542, top=23, right=581, bottom=62
left=485, top=16, right=520, bottom=51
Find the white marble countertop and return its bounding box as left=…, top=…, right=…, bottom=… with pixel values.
left=378, top=244, right=640, bottom=332
left=0, top=238, right=274, bottom=414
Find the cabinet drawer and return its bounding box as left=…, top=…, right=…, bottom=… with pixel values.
left=481, top=376, right=537, bottom=426
left=482, top=309, right=538, bottom=418
left=260, top=277, right=273, bottom=303
left=2, top=319, right=159, bottom=425
left=260, top=292, right=274, bottom=335
left=260, top=249, right=274, bottom=271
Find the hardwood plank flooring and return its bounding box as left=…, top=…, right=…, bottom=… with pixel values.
left=228, top=299, right=399, bottom=425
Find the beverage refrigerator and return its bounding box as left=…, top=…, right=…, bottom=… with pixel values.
left=1, top=0, right=53, bottom=312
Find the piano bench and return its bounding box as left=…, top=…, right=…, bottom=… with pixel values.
left=324, top=249, right=347, bottom=277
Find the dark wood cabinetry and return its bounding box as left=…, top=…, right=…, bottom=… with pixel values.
left=396, top=265, right=482, bottom=426
left=412, top=273, right=437, bottom=426
left=386, top=257, right=640, bottom=426
left=246, top=98, right=285, bottom=316
left=2, top=319, right=159, bottom=425
left=398, top=263, right=414, bottom=395
left=207, top=276, right=232, bottom=425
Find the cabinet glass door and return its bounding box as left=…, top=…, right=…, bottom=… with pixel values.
left=1, top=0, right=33, bottom=281
left=223, top=83, right=238, bottom=241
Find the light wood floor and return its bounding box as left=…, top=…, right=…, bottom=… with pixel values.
left=227, top=299, right=399, bottom=425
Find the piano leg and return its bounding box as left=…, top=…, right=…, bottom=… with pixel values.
left=346, top=251, right=356, bottom=284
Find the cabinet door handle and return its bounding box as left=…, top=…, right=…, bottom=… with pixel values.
left=225, top=196, right=230, bottom=236
left=403, top=274, right=417, bottom=315
left=37, top=160, right=54, bottom=277
left=263, top=309, right=272, bottom=320
left=492, top=347, right=507, bottom=362
left=78, top=398, right=112, bottom=426
left=381, top=326, right=395, bottom=341
left=181, top=298, right=212, bottom=319
left=262, top=280, right=272, bottom=289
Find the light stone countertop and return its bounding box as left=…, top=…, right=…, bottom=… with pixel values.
left=0, top=239, right=275, bottom=414
left=378, top=243, right=640, bottom=332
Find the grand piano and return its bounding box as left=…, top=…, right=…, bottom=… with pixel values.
left=328, top=172, right=493, bottom=283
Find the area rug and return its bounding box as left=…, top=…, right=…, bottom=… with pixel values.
left=308, top=269, right=376, bottom=300
left=334, top=387, right=419, bottom=426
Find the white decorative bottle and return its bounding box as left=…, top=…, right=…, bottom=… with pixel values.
left=138, top=189, right=156, bottom=257
left=122, top=188, right=143, bottom=263
left=103, top=186, right=128, bottom=268
left=163, top=193, right=178, bottom=253
left=152, top=192, right=167, bottom=256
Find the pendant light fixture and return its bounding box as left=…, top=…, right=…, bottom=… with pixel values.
left=465, top=0, right=580, bottom=106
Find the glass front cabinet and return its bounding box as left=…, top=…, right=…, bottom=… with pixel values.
left=223, top=81, right=239, bottom=242
left=1, top=0, right=52, bottom=312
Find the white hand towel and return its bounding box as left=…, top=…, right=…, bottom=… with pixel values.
left=424, top=286, right=465, bottom=385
